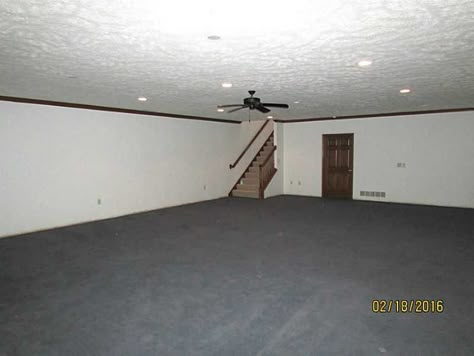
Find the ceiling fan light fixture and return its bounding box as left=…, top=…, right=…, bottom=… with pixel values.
left=267, top=116, right=273, bottom=119
left=222, top=82, right=232, bottom=88
left=217, top=108, right=225, bottom=112
left=138, top=97, right=147, bottom=102
left=400, top=88, right=411, bottom=94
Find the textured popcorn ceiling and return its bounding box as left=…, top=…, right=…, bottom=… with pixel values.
left=0, top=0, right=473, bottom=121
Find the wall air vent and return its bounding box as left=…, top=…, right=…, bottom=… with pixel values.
left=360, top=191, right=386, bottom=198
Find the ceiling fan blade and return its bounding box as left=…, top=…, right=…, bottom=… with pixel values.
left=217, top=104, right=245, bottom=108
left=261, top=103, right=289, bottom=108
left=255, top=103, right=271, bottom=113
left=227, top=106, right=247, bottom=113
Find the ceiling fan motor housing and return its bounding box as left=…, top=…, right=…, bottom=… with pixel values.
left=244, top=96, right=260, bottom=110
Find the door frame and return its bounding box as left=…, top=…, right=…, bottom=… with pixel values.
left=322, top=133, right=354, bottom=199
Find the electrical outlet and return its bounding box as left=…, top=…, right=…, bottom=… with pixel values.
left=97, top=198, right=101, bottom=205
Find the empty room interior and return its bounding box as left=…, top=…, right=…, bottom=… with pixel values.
left=1, top=1, right=473, bottom=355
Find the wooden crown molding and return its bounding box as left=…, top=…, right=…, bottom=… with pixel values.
left=2, top=95, right=471, bottom=125
left=274, top=107, right=474, bottom=123
left=0, top=95, right=241, bottom=124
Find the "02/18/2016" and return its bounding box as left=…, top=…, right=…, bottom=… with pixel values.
left=371, top=299, right=444, bottom=313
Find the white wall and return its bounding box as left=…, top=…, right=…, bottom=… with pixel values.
left=0, top=101, right=263, bottom=237
left=5, top=101, right=468, bottom=238
left=283, top=111, right=474, bottom=208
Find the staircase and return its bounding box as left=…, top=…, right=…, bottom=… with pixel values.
left=230, top=133, right=277, bottom=199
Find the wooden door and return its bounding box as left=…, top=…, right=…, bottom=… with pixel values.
left=322, top=134, right=354, bottom=199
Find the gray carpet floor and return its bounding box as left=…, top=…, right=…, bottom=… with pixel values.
left=1, top=196, right=473, bottom=356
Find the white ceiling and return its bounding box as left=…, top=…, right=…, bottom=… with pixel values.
left=0, top=0, right=473, bottom=121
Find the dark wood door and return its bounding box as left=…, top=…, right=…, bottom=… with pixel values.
left=322, top=134, right=354, bottom=199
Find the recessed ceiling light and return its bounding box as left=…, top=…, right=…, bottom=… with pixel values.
left=293, top=101, right=299, bottom=104
left=138, top=97, right=147, bottom=102
left=207, top=35, right=221, bottom=40
left=400, top=88, right=411, bottom=94
left=217, top=108, right=225, bottom=112
left=222, top=82, right=232, bottom=88
left=358, top=59, right=372, bottom=67
left=267, top=116, right=273, bottom=119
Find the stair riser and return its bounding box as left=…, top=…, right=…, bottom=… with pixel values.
left=236, top=184, right=258, bottom=191
left=232, top=190, right=260, bottom=198
left=257, top=156, right=272, bottom=162
left=255, top=156, right=272, bottom=163
left=242, top=178, right=258, bottom=185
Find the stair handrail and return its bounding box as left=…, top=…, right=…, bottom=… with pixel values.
left=229, top=120, right=270, bottom=169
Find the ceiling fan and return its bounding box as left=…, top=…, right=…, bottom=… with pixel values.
left=217, top=90, right=289, bottom=114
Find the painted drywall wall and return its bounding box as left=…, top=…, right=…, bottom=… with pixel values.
left=0, top=101, right=263, bottom=237
left=283, top=111, right=474, bottom=208
left=264, top=122, right=284, bottom=198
